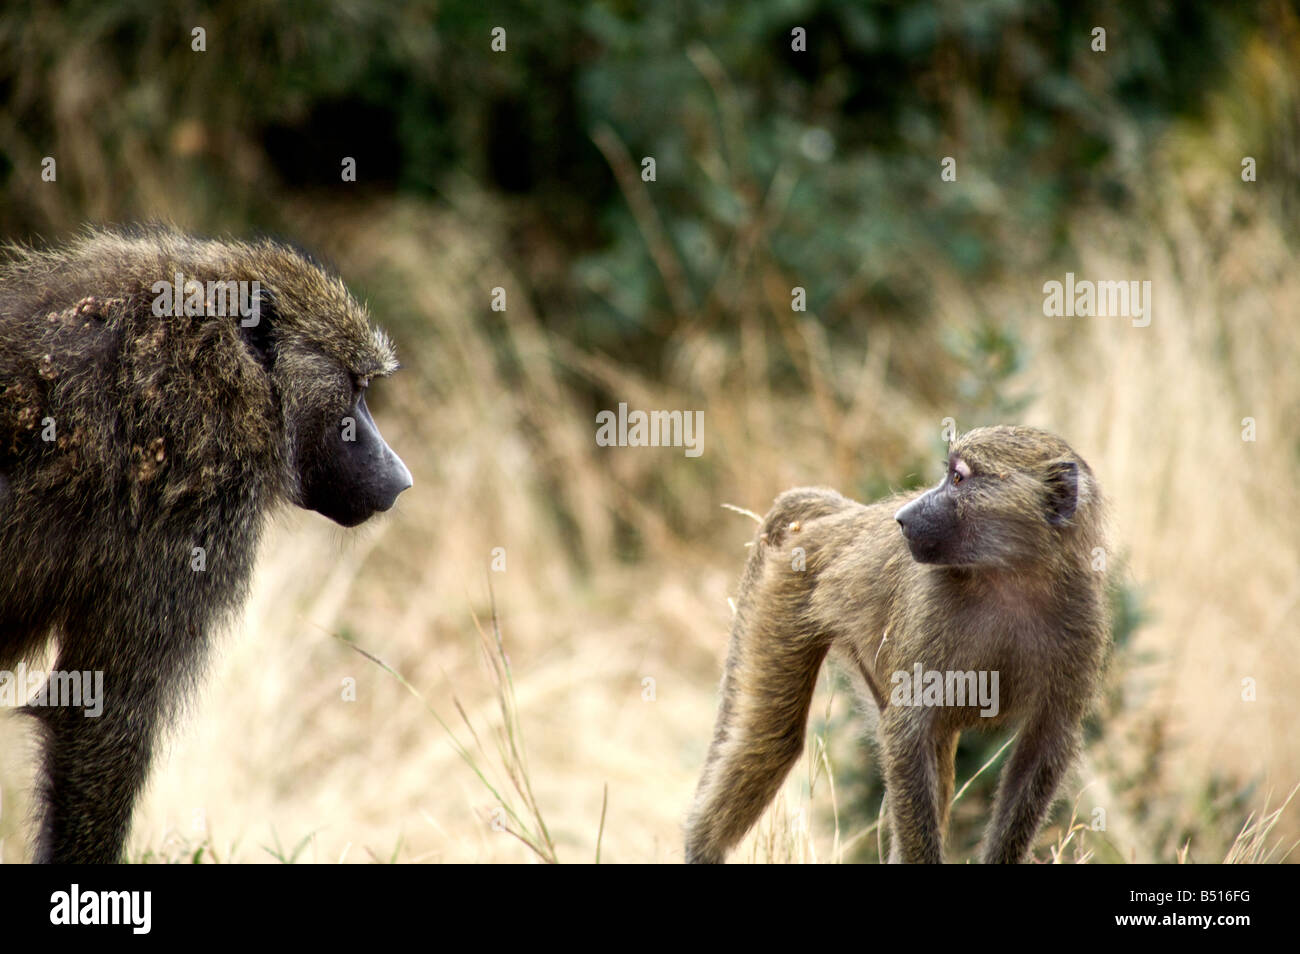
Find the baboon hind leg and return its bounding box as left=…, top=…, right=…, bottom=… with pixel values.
left=684, top=611, right=829, bottom=863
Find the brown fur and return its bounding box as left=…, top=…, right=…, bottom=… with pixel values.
left=685, top=426, right=1109, bottom=863
left=0, top=225, right=403, bottom=862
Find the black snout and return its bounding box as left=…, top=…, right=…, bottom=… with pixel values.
left=300, top=393, right=412, bottom=528
left=893, top=489, right=954, bottom=564
left=353, top=395, right=412, bottom=514
left=893, top=494, right=931, bottom=540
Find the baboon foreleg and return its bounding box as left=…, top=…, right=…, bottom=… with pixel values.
left=684, top=609, right=829, bottom=863
left=32, top=697, right=155, bottom=863
left=28, top=617, right=198, bottom=864
left=981, top=718, right=1079, bottom=864
left=882, top=711, right=945, bottom=863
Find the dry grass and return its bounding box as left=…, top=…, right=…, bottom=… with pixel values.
left=1, top=44, right=1298, bottom=865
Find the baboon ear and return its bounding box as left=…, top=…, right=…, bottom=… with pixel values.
left=1044, top=460, right=1079, bottom=527
left=238, top=287, right=277, bottom=372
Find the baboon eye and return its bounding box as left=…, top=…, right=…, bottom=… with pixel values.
left=951, top=472, right=963, bottom=486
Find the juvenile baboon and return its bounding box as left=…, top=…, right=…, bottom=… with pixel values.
left=0, top=225, right=411, bottom=863
left=685, top=426, right=1109, bottom=864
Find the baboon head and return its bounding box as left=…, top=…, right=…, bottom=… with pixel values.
left=894, top=425, right=1094, bottom=567
left=236, top=240, right=412, bottom=527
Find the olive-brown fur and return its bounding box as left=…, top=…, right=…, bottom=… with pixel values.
left=685, top=426, right=1109, bottom=863
left=0, top=225, right=400, bottom=863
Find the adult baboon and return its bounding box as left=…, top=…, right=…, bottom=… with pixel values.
left=685, top=426, right=1109, bottom=864
left=0, top=225, right=411, bottom=863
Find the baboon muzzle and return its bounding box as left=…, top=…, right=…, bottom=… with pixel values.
left=301, top=392, right=412, bottom=527
left=893, top=489, right=956, bottom=564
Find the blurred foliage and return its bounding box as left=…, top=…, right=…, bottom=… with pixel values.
left=572, top=0, right=1246, bottom=349
left=0, top=0, right=1267, bottom=366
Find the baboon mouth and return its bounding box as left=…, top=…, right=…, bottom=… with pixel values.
left=900, top=533, right=956, bottom=565
left=905, top=543, right=945, bottom=564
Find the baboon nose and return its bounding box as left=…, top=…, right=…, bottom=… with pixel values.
left=392, top=453, right=413, bottom=494
left=377, top=452, right=412, bottom=510
left=893, top=505, right=913, bottom=533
